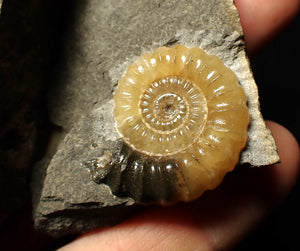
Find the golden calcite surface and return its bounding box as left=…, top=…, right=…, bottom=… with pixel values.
left=114, top=45, right=249, bottom=201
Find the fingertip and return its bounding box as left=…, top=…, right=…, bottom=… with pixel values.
left=235, top=0, right=300, bottom=55
left=265, top=120, right=300, bottom=197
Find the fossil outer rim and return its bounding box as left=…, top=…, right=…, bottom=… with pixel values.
left=108, top=45, right=250, bottom=202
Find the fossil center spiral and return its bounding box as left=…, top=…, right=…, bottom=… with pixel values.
left=139, top=76, right=207, bottom=140
left=154, top=93, right=183, bottom=121
left=113, top=75, right=208, bottom=156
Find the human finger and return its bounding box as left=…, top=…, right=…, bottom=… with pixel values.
left=235, top=0, right=300, bottom=54
left=58, top=121, right=299, bottom=251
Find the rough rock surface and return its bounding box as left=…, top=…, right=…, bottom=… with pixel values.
left=33, top=0, right=280, bottom=236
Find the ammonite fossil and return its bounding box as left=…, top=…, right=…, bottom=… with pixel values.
left=89, top=45, right=250, bottom=204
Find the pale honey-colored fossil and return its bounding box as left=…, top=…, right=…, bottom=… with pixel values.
left=91, top=45, right=250, bottom=204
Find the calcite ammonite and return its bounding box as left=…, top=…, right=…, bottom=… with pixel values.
left=91, top=45, right=250, bottom=204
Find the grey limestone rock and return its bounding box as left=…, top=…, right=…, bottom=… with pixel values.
left=34, top=0, right=279, bottom=236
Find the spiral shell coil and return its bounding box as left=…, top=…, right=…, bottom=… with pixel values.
left=90, top=45, right=249, bottom=204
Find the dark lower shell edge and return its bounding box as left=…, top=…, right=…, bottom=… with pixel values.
left=84, top=140, right=188, bottom=204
